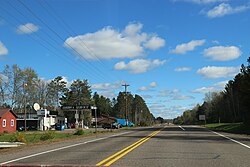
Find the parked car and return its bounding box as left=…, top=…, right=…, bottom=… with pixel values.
left=102, top=122, right=121, bottom=129
left=55, top=123, right=65, bottom=131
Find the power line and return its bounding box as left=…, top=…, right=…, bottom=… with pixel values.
left=1, top=1, right=109, bottom=83
left=38, top=0, right=123, bottom=82
left=17, top=0, right=116, bottom=83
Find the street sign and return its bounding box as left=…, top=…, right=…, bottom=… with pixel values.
left=199, top=115, right=206, bottom=121
left=61, top=105, right=91, bottom=110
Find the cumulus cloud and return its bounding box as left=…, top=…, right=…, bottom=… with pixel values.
left=149, top=104, right=188, bottom=118
left=203, top=46, right=241, bottom=61
left=173, top=0, right=228, bottom=4
left=158, top=89, right=180, bottom=97
left=192, top=87, right=219, bottom=93
left=114, top=59, right=166, bottom=74
left=172, top=95, right=195, bottom=100
left=175, top=67, right=192, bottom=72
left=212, top=80, right=228, bottom=88
left=138, top=82, right=157, bottom=92
left=97, top=91, right=116, bottom=99
left=170, top=39, right=205, bottom=54
left=150, top=82, right=157, bottom=87
left=0, top=41, right=8, bottom=55
left=64, top=23, right=165, bottom=60
left=197, top=66, right=240, bottom=78
left=91, top=82, right=120, bottom=90
left=207, top=3, right=250, bottom=18
left=16, top=23, right=39, bottom=34
left=138, top=86, right=150, bottom=91
left=143, top=36, right=165, bottom=50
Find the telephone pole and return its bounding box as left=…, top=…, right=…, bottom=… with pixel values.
left=122, top=83, right=130, bottom=126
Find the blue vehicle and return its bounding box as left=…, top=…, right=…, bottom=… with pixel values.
left=116, top=119, right=135, bottom=127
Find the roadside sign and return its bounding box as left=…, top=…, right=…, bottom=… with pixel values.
left=61, top=105, right=91, bottom=110
left=199, top=115, right=206, bottom=121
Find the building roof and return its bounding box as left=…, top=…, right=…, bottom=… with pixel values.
left=0, top=108, right=18, bottom=118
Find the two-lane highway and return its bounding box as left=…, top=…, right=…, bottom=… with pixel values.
left=1, top=125, right=250, bottom=166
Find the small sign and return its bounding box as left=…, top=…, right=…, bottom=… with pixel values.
left=199, top=115, right=206, bottom=121
left=61, top=105, right=91, bottom=110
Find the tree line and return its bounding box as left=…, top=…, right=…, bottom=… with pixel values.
left=173, top=57, right=250, bottom=127
left=0, top=64, right=155, bottom=126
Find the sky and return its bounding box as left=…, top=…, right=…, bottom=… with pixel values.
left=0, top=0, right=250, bottom=119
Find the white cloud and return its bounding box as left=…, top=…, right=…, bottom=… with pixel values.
left=149, top=104, right=188, bottom=118
left=207, top=3, right=250, bottom=18
left=197, top=66, right=240, bottom=78
left=203, top=46, right=241, bottom=61
left=192, top=87, right=219, bottom=93
left=91, top=82, right=120, bottom=90
left=170, top=39, right=205, bottom=54
left=212, top=80, right=228, bottom=88
left=150, top=82, right=157, bottom=87
left=175, top=67, right=192, bottom=72
left=160, top=89, right=179, bottom=93
left=138, top=86, right=150, bottom=91
left=16, top=23, right=39, bottom=34
left=64, top=23, right=165, bottom=60
left=143, top=36, right=165, bottom=50
left=114, top=59, right=166, bottom=74
left=174, top=0, right=228, bottom=4
left=97, top=91, right=116, bottom=99
left=158, top=89, right=180, bottom=97
left=172, top=95, right=195, bottom=100
left=0, top=41, right=8, bottom=55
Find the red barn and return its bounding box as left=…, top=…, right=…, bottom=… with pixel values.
left=0, top=108, right=17, bottom=134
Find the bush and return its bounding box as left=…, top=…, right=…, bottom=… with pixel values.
left=40, top=131, right=55, bottom=141
left=74, top=129, right=84, bottom=135
left=11, top=132, right=26, bottom=143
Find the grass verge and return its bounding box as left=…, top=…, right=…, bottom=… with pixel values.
left=0, top=130, right=93, bottom=144
left=205, top=123, right=250, bottom=135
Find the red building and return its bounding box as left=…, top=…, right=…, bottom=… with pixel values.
left=0, top=108, right=17, bottom=134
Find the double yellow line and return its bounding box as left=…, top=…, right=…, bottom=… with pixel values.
left=96, top=129, right=162, bottom=166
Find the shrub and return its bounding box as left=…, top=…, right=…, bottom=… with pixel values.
left=11, top=132, right=26, bottom=143
left=40, top=131, right=55, bottom=141
left=74, top=129, right=84, bottom=135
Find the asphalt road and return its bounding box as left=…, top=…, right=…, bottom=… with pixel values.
left=1, top=125, right=250, bottom=167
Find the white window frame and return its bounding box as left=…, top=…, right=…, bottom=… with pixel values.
left=11, top=119, right=15, bottom=127
left=2, top=119, right=6, bottom=127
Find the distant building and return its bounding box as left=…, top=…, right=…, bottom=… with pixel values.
left=0, top=108, right=17, bottom=133
left=16, top=109, right=66, bottom=131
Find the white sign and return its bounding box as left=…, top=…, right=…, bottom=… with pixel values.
left=199, top=115, right=206, bottom=121
left=37, top=109, right=49, bottom=116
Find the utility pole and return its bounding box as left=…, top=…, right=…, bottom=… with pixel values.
left=23, top=83, right=27, bottom=131
left=122, top=83, right=130, bottom=126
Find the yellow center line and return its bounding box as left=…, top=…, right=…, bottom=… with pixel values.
left=96, top=128, right=163, bottom=166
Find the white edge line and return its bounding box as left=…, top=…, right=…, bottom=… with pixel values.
left=0, top=131, right=132, bottom=165
left=178, top=125, right=185, bottom=131
left=211, top=130, right=250, bottom=149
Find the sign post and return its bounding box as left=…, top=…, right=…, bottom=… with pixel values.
left=199, top=115, right=206, bottom=125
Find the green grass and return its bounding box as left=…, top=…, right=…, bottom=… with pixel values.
left=205, top=123, right=250, bottom=135
left=0, top=130, right=93, bottom=144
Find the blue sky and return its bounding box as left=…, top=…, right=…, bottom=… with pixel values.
left=0, top=0, right=250, bottom=119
